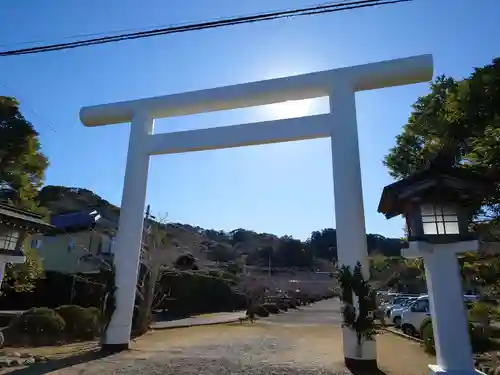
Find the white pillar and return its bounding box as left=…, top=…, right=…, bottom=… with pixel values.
left=423, top=247, right=476, bottom=375
left=103, top=111, right=154, bottom=350
left=329, top=81, right=376, bottom=365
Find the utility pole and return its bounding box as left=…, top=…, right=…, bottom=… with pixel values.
left=145, top=205, right=150, bottom=225
left=268, top=253, right=271, bottom=277
left=141, top=205, right=151, bottom=258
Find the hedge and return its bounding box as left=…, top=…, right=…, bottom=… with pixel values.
left=155, top=271, right=246, bottom=317
left=262, top=303, right=280, bottom=314
left=5, top=308, right=66, bottom=346
left=420, top=317, right=492, bottom=354
left=55, top=305, right=101, bottom=340
left=5, top=305, right=102, bottom=347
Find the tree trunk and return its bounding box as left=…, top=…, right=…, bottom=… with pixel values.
left=134, top=264, right=160, bottom=336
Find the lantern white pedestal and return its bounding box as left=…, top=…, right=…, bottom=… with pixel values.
left=404, top=240, right=479, bottom=375
left=429, top=364, right=486, bottom=375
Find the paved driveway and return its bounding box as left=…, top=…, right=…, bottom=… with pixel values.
left=262, top=298, right=343, bottom=326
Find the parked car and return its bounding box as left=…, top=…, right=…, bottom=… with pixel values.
left=384, top=296, right=411, bottom=317
left=400, top=294, right=478, bottom=336
left=389, top=297, right=418, bottom=327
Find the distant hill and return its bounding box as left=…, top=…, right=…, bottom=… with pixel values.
left=38, top=185, right=407, bottom=268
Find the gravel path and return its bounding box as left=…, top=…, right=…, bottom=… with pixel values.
left=12, top=324, right=433, bottom=375
left=1, top=300, right=434, bottom=375
left=37, top=325, right=351, bottom=375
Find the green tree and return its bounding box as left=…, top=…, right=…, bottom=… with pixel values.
left=0, top=96, right=48, bottom=211
left=0, top=97, right=48, bottom=293
left=384, top=58, right=500, bottom=223
left=1, top=244, right=43, bottom=293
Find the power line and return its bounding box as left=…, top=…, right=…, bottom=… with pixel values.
left=0, top=0, right=412, bottom=57
left=0, top=0, right=352, bottom=49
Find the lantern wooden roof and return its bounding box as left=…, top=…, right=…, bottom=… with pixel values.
left=378, top=167, right=496, bottom=219
left=0, top=204, right=54, bottom=233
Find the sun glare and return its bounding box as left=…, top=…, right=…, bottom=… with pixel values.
left=265, top=99, right=315, bottom=120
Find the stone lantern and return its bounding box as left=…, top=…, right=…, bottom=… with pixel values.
left=378, top=156, right=495, bottom=375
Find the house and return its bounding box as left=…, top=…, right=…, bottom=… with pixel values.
left=32, top=209, right=117, bottom=274
left=0, top=203, right=54, bottom=285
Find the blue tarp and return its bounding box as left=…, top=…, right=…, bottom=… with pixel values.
left=50, top=210, right=100, bottom=229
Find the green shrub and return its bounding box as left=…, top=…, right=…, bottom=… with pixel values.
left=55, top=305, right=101, bottom=340
left=6, top=308, right=65, bottom=346
left=262, top=303, right=280, bottom=314
left=276, top=301, right=288, bottom=312
left=252, top=305, right=270, bottom=317
left=421, top=322, right=435, bottom=354
left=419, top=317, right=432, bottom=338
left=420, top=318, right=491, bottom=354
left=468, top=302, right=490, bottom=324
left=156, top=271, right=246, bottom=316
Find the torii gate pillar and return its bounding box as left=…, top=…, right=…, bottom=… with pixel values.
left=80, top=54, right=433, bottom=366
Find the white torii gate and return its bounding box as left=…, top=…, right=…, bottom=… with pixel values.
left=80, top=54, right=433, bottom=362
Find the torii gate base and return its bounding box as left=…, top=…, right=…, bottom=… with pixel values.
left=81, top=54, right=433, bottom=367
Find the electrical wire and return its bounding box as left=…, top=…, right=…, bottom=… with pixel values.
left=0, top=0, right=352, bottom=49
left=0, top=0, right=412, bottom=57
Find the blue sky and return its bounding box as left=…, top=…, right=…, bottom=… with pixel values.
left=1, top=0, right=499, bottom=240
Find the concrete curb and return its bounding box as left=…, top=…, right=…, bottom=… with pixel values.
left=150, top=316, right=248, bottom=331
left=380, top=326, right=423, bottom=343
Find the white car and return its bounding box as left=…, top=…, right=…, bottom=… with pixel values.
left=389, top=298, right=418, bottom=327
left=400, top=294, right=478, bottom=336
left=384, top=296, right=410, bottom=317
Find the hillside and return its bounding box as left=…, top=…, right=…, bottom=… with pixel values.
left=38, top=185, right=407, bottom=267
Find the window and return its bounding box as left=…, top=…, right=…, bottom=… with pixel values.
left=412, top=299, right=429, bottom=312
left=97, top=239, right=103, bottom=255
left=68, top=238, right=76, bottom=252
left=108, top=236, right=114, bottom=253
left=402, top=299, right=414, bottom=306
left=421, top=204, right=459, bottom=235
left=0, top=230, right=20, bottom=251
left=30, top=238, right=42, bottom=249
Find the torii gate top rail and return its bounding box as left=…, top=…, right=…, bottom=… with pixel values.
left=80, top=54, right=432, bottom=127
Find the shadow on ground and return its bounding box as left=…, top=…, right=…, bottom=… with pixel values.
left=346, top=363, right=388, bottom=375
left=5, top=349, right=112, bottom=375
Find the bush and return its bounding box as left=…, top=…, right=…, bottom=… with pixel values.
left=252, top=305, right=270, bottom=317
left=262, top=303, right=280, bottom=314
left=419, top=317, right=432, bottom=338
left=55, top=305, right=101, bottom=340
left=156, top=271, right=246, bottom=316
left=6, top=308, right=65, bottom=346
left=469, top=302, right=490, bottom=324
left=421, top=321, right=435, bottom=354
left=276, top=301, right=288, bottom=312
left=420, top=317, right=492, bottom=354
